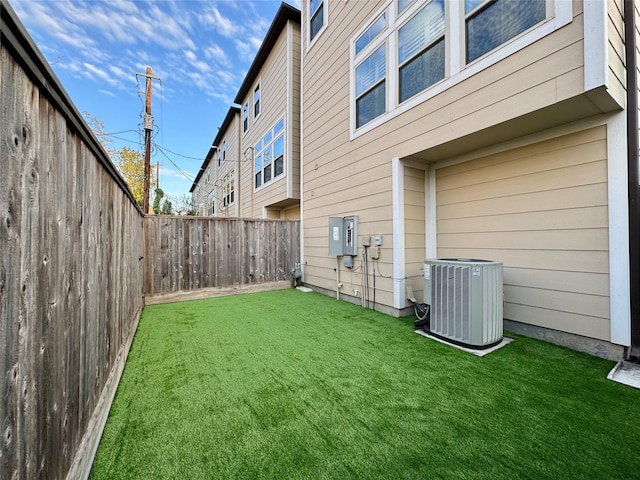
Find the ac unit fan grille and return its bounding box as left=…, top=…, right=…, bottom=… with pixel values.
left=425, top=258, right=503, bottom=348
left=432, top=265, right=471, bottom=342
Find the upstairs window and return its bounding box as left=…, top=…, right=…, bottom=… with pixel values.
left=465, top=0, right=546, bottom=63
left=208, top=190, right=215, bottom=216
left=356, top=13, right=386, bottom=54
left=349, top=0, right=564, bottom=137
left=398, top=0, right=445, bottom=103
left=309, top=0, right=325, bottom=42
left=398, top=0, right=414, bottom=13
left=206, top=167, right=211, bottom=184
left=243, top=104, right=249, bottom=133
left=223, top=173, right=234, bottom=207
left=255, top=118, right=286, bottom=189
left=356, top=45, right=386, bottom=128
left=254, top=83, right=261, bottom=118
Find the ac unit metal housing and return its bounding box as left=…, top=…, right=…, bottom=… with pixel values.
left=424, top=258, right=503, bottom=349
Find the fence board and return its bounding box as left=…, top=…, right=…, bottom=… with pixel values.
left=143, top=217, right=300, bottom=296
left=1, top=7, right=145, bottom=479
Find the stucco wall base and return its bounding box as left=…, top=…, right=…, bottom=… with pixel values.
left=504, top=319, right=625, bottom=361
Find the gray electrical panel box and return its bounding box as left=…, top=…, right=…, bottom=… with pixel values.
left=328, top=217, right=343, bottom=256
left=343, top=216, right=358, bottom=256
left=328, top=216, right=359, bottom=256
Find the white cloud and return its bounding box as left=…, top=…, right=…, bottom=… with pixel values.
left=160, top=165, right=192, bottom=179
left=200, top=6, right=239, bottom=38
left=234, top=36, right=264, bottom=61
left=204, top=44, right=230, bottom=67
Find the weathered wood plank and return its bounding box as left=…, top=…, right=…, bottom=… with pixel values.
left=142, top=217, right=300, bottom=295
left=1, top=23, right=144, bottom=480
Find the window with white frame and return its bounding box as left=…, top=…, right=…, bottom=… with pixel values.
left=356, top=13, right=386, bottom=54
left=243, top=104, right=249, bottom=133
left=355, top=45, right=386, bottom=128
left=465, top=0, right=546, bottom=64
left=350, top=0, right=563, bottom=135
left=208, top=190, right=215, bottom=216
left=253, top=83, right=261, bottom=118
left=206, top=167, right=211, bottom=184
left=398, top=0, right=445, bottom=103
left=309, top=0, right=325, bottom=42
left=222, top=172, right=234, bottom=207
left=220, top=140, right=226, bottom=167
left=254, top=118, right=285, bottom=189
left=398, top=0, right=414, bottom=13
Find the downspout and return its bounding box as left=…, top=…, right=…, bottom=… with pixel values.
left=625, top=0, right=640, bottom=358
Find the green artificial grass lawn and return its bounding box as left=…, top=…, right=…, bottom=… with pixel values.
left=91, top=289, right=640, bottom=479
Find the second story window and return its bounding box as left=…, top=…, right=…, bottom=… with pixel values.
left=243, top=104, right=249, bottom=133
left=356, top=13, right=386, bottom=54
left=255, top=118, right=285, bottom=189
left=349, top=0, right=564, bottom=138
left=465, top=0, right=546, bottom=64
left=223, top=173, right=234, bottom=207
left=398, top=0, right=445, bottom=103
left=356, top=45, right=386, bottom=128
left=253, top=83, right=261, bottom=118
left=208, top=190, right=215, bottom=216
left=398, top=0, right=414, bottom=13
left=309, top=0, right=325, bottom=42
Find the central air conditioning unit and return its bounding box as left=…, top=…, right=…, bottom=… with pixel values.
left=423, top=258, right=503, bottom=349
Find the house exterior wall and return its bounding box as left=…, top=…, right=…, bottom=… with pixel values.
left=238, top=20, right=301, bottom=219
left=607, top=0, right=626, bottom=107
left=301, top=0, right=631, bottom=351
left=435, top=126, right=610, bottom=341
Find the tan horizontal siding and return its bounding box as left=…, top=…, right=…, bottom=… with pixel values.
left=504, top=303, right=610, bottom=340
left=436, top=126, right=610, bottom=340
left=505, top=267, right=609, bottom=296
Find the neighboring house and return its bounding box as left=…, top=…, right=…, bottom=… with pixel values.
left=191, top=3, right=301, bottom=220
left=299, top=0, right=639, bottom=359
left=234, top=2, right=302, bottom=220
left=190, top=106, right=240, bottom=217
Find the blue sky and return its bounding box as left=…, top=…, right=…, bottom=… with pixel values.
left=11, top=0, right=301, bottom=198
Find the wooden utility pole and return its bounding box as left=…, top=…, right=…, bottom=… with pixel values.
left=142, top=67, right=153, bottom=213
left=136, top=67, right=161, bottom=213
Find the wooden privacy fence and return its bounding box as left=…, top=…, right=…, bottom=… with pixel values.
left=144, top=217, right=300, bottom=296
left=1, top=3, right=144, bottom=480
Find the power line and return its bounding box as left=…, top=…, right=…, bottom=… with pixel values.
left=156, top=146, right=195, bottom=181
left=157, top=145, right=204, bottom=161
left=104, top=129, right=139, bottom=136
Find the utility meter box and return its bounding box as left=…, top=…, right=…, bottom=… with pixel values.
left=328, top=216, right=359, bottom=256
left=328, top=217, right=344, bottom=256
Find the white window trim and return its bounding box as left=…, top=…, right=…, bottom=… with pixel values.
left=222, top=172, right=235, bottom=207
left=208, top=190, right=216, bottom=216
left=307, top=0, right=329, bottom=51
left=242, top=103, right=249, bottom=135
left=350, top=0, right=572, bottom=140
left=254, top=116, right=287, bottom=192
left=253, top=80, right=262, bottom=121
